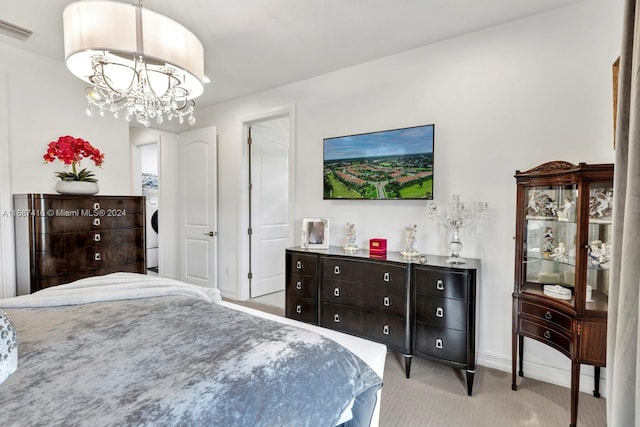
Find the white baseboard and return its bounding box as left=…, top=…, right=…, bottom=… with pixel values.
left=477, top=350, right=606, bottom=398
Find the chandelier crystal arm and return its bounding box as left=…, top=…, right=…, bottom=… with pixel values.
left=426, top=194, right=488, bottom=264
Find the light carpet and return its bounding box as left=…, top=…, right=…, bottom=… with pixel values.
left=230, top=299, right=606, bottom=426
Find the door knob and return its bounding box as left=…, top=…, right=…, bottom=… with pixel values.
left=203, top=231, right=217, bottom=237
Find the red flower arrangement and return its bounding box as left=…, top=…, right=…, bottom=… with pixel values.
left=43, top=135, right=105, bottom=182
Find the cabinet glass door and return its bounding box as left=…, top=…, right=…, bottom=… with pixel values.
left=585, top=182, right=613, bottom=312
left=522, top=185, right=578, bottom=305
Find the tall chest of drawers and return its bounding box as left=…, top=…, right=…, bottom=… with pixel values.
left=285, top=247, right=479, bottom=394
left=14, top=194, right=146, bottom=295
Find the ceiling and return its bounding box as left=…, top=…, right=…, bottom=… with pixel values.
left=1, top=0, right=582, bottom=109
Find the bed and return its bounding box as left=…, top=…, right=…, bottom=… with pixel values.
left=0, top=273, right=385, bottom=427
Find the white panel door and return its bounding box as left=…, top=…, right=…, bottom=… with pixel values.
left=180, top=127, right=217, bottom=288
left=250, top=119, right=290, bottom=298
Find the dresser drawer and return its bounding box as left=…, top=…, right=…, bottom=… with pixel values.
left=520, top=301, right=572, bottom=333
left=287, top=252, right=318, bottom=276
left=37, top=244, right=144, bottom=276
left=415, top=296, right=467, bottom=331
left=320, top=302, right=408, bottom=350
left=34, top=214, right=144, bottom=233
left=322, top=280, right=405, bottom=317
left=286, top=296, right=317, bottom=324
left=322, top=257, right=406, bottom=289
left=519, top=318, right=571, bottom=357
left=414, top=322, right=468, bottom=364
left=414, top=267, right=469, bottom=300
left=35, top=229, right=143, bottom=252
left=286, top=274, right=316, bottom=299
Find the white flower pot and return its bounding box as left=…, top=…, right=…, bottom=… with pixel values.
left=55, top=180, right=99, bottom=195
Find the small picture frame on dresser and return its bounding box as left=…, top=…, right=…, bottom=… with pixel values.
left=302, top=218, right=329, bottom=249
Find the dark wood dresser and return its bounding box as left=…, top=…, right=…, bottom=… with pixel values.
left=285, top=246, right=479, bottom=395
left=14, top=194, right=146, bottom=295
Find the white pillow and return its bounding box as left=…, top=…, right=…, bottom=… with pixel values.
left=0, top=309, right=18, bottom=384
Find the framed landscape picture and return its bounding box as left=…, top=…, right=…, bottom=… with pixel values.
left=323, top=124, right=434, bottom=200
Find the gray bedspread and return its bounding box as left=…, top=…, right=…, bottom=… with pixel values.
left=0, top=296, right=381, bottom=426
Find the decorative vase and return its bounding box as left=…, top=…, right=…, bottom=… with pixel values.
left=55, top=180, right=99, bottom=195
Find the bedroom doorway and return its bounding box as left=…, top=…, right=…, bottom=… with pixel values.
left=244, top=110, right=294, bottom=302
left=140, top=143, right=159, bottom=275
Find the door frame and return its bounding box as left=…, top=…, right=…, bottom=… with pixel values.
left=0, top=71, right=14, bottom=298
left=238, top=105, right=296, bottom=301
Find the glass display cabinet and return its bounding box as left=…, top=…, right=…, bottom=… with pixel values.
left=511, top=161, right=613, bottom=427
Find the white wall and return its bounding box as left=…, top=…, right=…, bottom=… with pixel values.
left=196, top=0, right=622, bottom=394
left=0, top=44, right=131, bottom=195
left=0, top=42, right=132, bottom=297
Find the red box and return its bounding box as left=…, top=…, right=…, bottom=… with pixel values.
left=369, top=238, right=387, bottom=251
left=369, top=239, right=387, bottom=258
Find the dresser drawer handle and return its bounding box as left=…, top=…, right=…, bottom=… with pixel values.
left=436, top=280, right=444, bottom=291
left=544, top=311, right=553, bottom=320
left=436, top=307, right=444, bottom=318
left=383, top=325, right=390, bottom=335
left=383, top=296, right=390, bottom=307
left=296, top=260, right=302, bottom=270
left=296, top=281, right=302, bottom=290
left=334, top=314, right=340, bottom=323
left=93, top=218, right=101, bottom=226
left=334, top=266, right=341, bottom=275
left=435, top=338, right=444, bottom=349
left=334, top=288, right=340, bottom=297
left=94, top=253, right=101, bottom=261
left=383, top=272, right=390, bottom=282
left=93, top=202, right=100, bottom=210
left=296, top=305, right=302, bottom=314
left=543, top=330, right=552, bottom=340
left=93, top=233, right=101, bottom=242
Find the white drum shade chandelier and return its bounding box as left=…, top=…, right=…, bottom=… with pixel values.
left=63, top=0, right=205, bottom=126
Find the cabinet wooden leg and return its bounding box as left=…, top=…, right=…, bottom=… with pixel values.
left=404, top=355, right=412, bottom=378
left=512, top=331, right=518, bottom=391
left=570, top=360, right=580, bottom=427
left=593, top=366, right=601, bottom=398
left=466, top=370, right=475, bottom=396
left=518, top=335, right=524, bottom=377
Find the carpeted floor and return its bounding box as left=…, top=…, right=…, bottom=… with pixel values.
left=230, top=299, right=607, bottom=426
left=381, top=352, right=606, bottom=427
